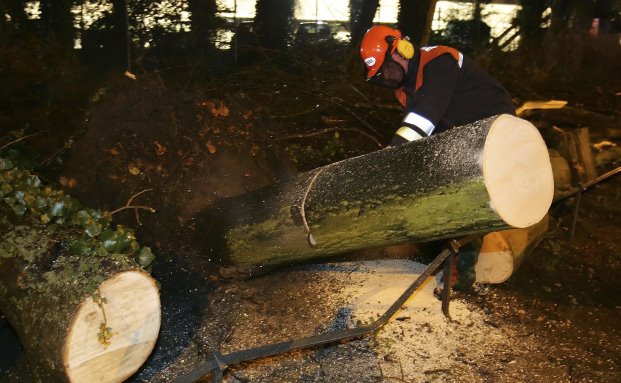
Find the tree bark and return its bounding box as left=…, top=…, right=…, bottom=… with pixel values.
left=254, top=0, right=295, bottom=53
left=0, top=213, right=160, bottom=383
left=188, top=0, right=217, bottom=54
left=518, top=0, right=547, bottom=47
left=349, top=0, right=380, bottom=48
left=39, top=0, right=74, bottom=51
left=194, top=114, right=554, bottom=274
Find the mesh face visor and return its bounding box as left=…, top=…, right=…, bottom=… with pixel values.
left=367, top=59, right=406, bottom=89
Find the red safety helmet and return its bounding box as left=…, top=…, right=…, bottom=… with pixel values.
left=360, top=25, right=404, bottom=79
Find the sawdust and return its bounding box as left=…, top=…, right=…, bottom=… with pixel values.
left=330, top=259, right=523, bottom=382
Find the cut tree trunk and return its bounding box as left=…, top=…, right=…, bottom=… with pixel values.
left=0, top=214, right=160, bottom=383
left=475, top=213, right=550, bottom=284
left=194, top=114, right=554, bottom=274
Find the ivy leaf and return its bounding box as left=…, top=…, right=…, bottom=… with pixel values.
left=135, top=246, right=155, bottom=268
left=0, top=158, right=13, bottom=170
left=50, top=201, right=66, bottom=217
left=84, top=222, right=103, bottom=237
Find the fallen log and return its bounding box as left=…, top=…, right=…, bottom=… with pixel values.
left=0, top=159, right=160, bottom=383
left=194, top=114, right=554, bottom=274
left=0, top=217, right=160, bottom=383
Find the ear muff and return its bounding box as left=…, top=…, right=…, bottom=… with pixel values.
left=396, top=39, right=414, bottom=59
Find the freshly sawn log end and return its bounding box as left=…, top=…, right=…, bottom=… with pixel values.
left=475, top=213, right=550, bottom=284
left=482, top=114, right=554, bottom=228
left=63, top=270, right=161, bottom=383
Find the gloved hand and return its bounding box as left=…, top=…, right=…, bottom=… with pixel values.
left=389, top=133, right=409, bottom=146
left=390, top=125, right=427, bottom=146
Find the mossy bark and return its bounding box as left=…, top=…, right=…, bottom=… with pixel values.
left=0, top=210, right=143, bottom=382
left=195, top=115, right=522, bottom=274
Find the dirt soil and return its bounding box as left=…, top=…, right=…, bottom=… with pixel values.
left=134, top=176, right=621, bottom=383
left=1, top=55, right=620, bottom=383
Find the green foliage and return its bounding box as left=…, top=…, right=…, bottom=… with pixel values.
left=0, top=151, right=155, bottom=270
left=0, top=225, right=47, bottom=262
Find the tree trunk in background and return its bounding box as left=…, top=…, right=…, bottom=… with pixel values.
left=549, top=0, right=595, bottom=32
left=399, top=0, right=437, bottom=46
left=349, top=0, right=380, bottom=48
left=254, top=0, right=295, bottom=53
left=188, top=0, right=217, bottom=54
left=39, top=0, right=74, bottom=52
left=0, top=213, right=160, bottom=383
left=550, top=0, right=573, bottom=31
left=105, top=0, right=130, bottom=70
left=80, top=0, right=128, bottom=71
left=519, top=0, right=547, bottom=46
left=193, top=115, right=554, bottom=276
left=5, top=1, right=28, bottom=26
left=472, top=0, right=483, bottom=44
left=0, top=0, right=27, bottom=31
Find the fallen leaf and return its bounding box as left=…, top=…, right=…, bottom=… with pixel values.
left=206, top=141, right=217, bottom=154
left=108, top=148, right=120, bottom=156
left=206, top=101, right=230, bottom=117
left=128, top=164, right=141, bottom=175
left=58, top=176, right=77, bottom=188
left=200, top=100, right=215, bottom=109
left=250, top=144, right=260, bottom=157
left=154, top=141, right=167, bottom=155
left=218, top=104, right=230, bottom=117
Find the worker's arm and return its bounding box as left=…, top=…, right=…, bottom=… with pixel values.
left=391, top=55, right=460, bottom=145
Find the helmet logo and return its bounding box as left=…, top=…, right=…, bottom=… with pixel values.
left=364, top=57, right=376, bottom=67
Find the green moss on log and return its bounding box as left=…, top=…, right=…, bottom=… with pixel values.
left=226, top=179, right=507, bottom=267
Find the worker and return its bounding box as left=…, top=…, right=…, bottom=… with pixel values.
left=360, top=25, right=517, bottom=290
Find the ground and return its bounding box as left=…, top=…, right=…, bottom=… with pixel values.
left=134, top=176, right=620, bottom=383
left=1, top=47, right=620, bottom=382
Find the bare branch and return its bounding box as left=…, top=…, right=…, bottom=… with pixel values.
left=274, top=127, right=384, bottom=148
left=0, top=132, right=40, bottom=151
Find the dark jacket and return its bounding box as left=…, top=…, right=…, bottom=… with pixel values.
left=391, top=46, right=515, bottom=145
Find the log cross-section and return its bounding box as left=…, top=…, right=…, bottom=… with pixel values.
left=195, top=114, right=554, bottom=274
left=0, top=218, right=160, bottom=383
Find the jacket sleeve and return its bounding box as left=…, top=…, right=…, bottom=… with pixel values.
left=401, top=54, right=460, bottom=136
